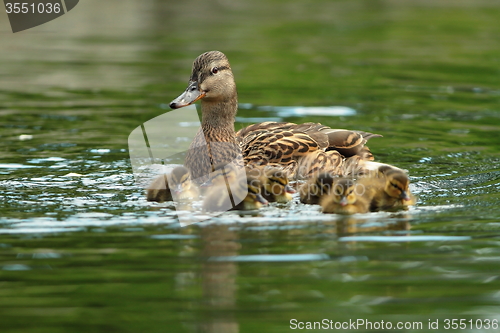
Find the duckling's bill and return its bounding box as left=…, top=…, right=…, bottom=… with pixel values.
left=285, top=184, right=296, bottom=194
left=255, top=193, right=268, bottom=205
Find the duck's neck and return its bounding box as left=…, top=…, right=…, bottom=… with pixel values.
left=200, top=97, right=238, bottom=140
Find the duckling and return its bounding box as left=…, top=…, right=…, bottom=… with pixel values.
left=247, top=166, right=296, bottom=203
left=320, top=178, right=370, bottom=215
left=146, top=166, right=199, bottom=202
left=169, top=51, right=381, bottom=180
left=357, top=164, right=416, bottom=211
left=202, top=170, right=268, bottom=212
left=202, top=162, right=244, bottom=189
left=299, top=172, right=336, bottom=204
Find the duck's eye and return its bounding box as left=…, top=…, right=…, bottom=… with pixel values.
left=211, top=67, right=219, bottom=75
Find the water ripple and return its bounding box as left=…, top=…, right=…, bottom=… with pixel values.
left=339, top=235, right=471, bottom=242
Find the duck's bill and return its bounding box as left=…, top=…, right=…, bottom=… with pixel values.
left=173, top=183, right=184, bottom=194
left=169, top=81, right=206, bottom=109
left=285, top=184, right=296, bottom=194
left=256, top=193, right=269, bottom=205
left=400, top=191, right=411, bottom=201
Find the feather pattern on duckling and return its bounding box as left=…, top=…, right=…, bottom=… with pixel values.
left=202, top=163, right=268, bottom=211
left=169, top=50, right=381, bottom=181
left=320, top=178, right=370, bottom=215
left=357, top=163, right=416, bottom=211
left=146, top=166, right=199, bottom=202
left=299, top=172, right=336, bottom=205
left=247, top=166, right=296, bottom=203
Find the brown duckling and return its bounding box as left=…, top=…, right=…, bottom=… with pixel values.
left=299, top=172, right=336, bottom=204
left=169, top=51, right=381, bottom=180
left=320, top=178, right=370, bottom=215
left=202, top=162, right=244, bottom=189
left=146, top=166, right=199, bottom=202
left=202, top=167, right=268, bottom=212
left=247, top=166, right=296, bottom=203
left=357, top=164, right=416, bottom=211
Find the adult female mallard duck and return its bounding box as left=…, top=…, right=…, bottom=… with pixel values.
left=169, top=51, right=381, bottom=181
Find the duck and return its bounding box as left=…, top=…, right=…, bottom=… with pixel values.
left=146, top=166, right=199, bottom=202
left=202, top=162, right=244, bottom=188
left=169, top=51, right=381, bottom=181
left=299, top=172, right=336, bottom=205
left=246, top=166, right=296, bottom=203
left=202, top=164, right=268, bottom=212
left=320, top=178, right=371, bottom=214
left=357, top=163, right=416, bottom=211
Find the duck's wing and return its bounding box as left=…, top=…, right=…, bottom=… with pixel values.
left=236, top=122, right=329, bottom=148
left=236, top=122, right=382, bottom=178
left=296, top=150, right=343, bottom=179
left=324, top=129, right=382, bottom=159
left=237, top=122, right=328, bottom=168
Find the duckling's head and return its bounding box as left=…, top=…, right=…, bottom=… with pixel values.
left=170, top=51, right=236, bottom=109
left=242, top=178, right=268, bottom=209
left=228, top=172, right=267, bottom=209
left=170, top=166, right=192, bottom=193
left=331, top=179, right=357, bottom=206
left=263, top=168, right=295, bottom=201
left=379, top=166, right=411, bottom=201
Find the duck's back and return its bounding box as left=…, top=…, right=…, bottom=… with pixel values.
left=236, top=121, right=381, bottom=178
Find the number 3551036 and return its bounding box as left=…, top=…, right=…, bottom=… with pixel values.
left=5, top=2, right=62, bottom=14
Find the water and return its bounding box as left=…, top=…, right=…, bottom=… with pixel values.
left=1, top=0, right=500, bottom=332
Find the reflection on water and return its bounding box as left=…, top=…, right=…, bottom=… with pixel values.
left=200, top=224, right=239, bottom=333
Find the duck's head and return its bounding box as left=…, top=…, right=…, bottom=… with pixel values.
left=378, top=166, right=411, bottom=201
left=331, top=178, right=358, bottom=206
left=170, top=166, right=192, bottom=193
left=170, top=51, right=236, bottom=109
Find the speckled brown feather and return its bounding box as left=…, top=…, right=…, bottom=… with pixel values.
left=185, top=128, right=242, bottom=181
left=324, top=130, right=382, bottom=157
left=236, top=121, right=381, bottom=178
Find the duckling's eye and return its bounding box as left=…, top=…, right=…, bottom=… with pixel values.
left=391, top=183, right=399, bottom=189
left=211, top=67, right=219, bottom=75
